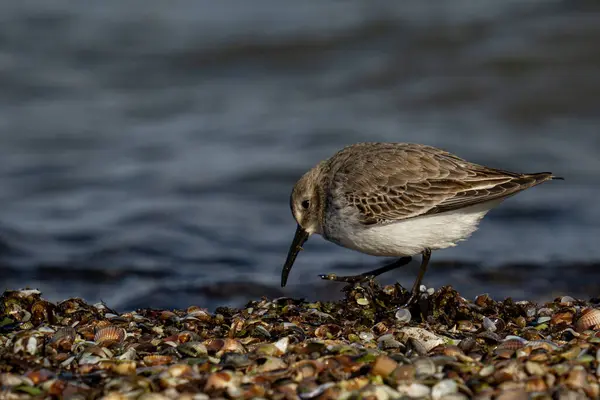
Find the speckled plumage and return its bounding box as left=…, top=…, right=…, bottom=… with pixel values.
left=323, top=143, right=553, bottom=225
left=281, top=142, right=560, bottom=296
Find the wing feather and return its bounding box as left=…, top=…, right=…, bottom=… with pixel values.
left=327, top=143, right=553, bottom=225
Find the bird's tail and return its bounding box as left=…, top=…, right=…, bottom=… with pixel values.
left=526, top=172, right=564, bottom=185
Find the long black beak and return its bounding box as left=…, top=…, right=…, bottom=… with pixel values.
left=281, top=225, right=309, bottom=287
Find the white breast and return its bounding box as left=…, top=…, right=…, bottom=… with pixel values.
left=324, top=200, right=503, bottom=257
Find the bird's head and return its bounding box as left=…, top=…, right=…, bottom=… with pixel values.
left=281, top=163, right=325, bottom=287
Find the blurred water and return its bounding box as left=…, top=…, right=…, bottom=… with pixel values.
left=1, top=1, right=599, bottom=310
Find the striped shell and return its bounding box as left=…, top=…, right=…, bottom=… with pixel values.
left=575, top=308, right=600, bottom=333
left=496, top=338, right=526, bottom=352
left=94, top=326, right=126, bottom=346
left=143, top=355, right=173, bottom=366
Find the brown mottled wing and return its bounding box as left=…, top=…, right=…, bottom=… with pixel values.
left=328, top=143, right=553, bottom=225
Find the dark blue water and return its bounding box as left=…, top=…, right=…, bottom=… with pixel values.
left=1, top=1, right=599, bottom=310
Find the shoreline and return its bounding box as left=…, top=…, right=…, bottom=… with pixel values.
left=1, top=283, right=599, bottom=399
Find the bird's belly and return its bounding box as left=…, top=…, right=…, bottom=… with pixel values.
left=325, top=201, right=500, bottom=257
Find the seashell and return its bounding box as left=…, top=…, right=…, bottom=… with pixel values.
left=372, top=321, right=389, bottom=336
left=184, top=308, right=212, bottom=322
left=253, top=324, right=271, bottom=338
left=50, top=327, right=77, bottom=351
left=479, top=364, right=495, bottom=377
left=220, top=353, right=251, bottom=369
left=439, top=394, right=469, bottom=400
left=497, top=337, right=527, bottom=351
left=219, top=338, right=246, bottom=355
left=399, top=382, right=430, bottom=398
left=457, top=320, right=476, bottom=332
left=525, top=339, right=559, bottom=352
left=14, top=335, right=40, bottom=355
left=159, top=311, right=178, bottom=322
left=400, top=327, right=446, bottom=353
left=204, top=370, right=236, bottom=392
left=166, top=363, right=193, bottom=378
left=395, top=308, right=411, bottom=324
left=117, top=347, right=137, bottom=361
left=408, top=337, right=429, bottom=356
left=525, top=376, right=547, bottom=393
left=25, top=369, right=53, bottom=385
left=249, top=356, right=288, bottom=373
left=524, top=360, right=546, bottom=376
left=565, top=365, right=588, bottom=390
left=458, top=336, right=476, bottom=353
left=274, top=336, right=289, bottom=354
left=474, top=293, right=492, bottom=308
left=94, top=320, right=112, bottom=330
left=536, top=316, right=551, bottom=325
left=526, top=307, right=537, bottom=318
left=31, top=300, right=56, bottom=325
left=413, top=357, right=436, bottom=378
left=537, top=307, right=553, bottom=317
left=356, top=297, right=369, bottom=306
left=204, top=338, right=225, bottom=354
left=391, top=363, right=416, bottom=382
left=551, top=311, right=573, bottom=326
left=143, top=355, right=173, bottom=366
left=292, top=359, right=324, bottom=380
left=371, top=355, right=398, bottom=377
left=298, top=382, right=336, bottom=400
left=559, top=296, right=576, bottom=306
left=379, top=336, right=403, bottom=351
left=482, top=317, right=496, bottom=332
left=382, top=285, right=397, bottom=296
left=477, top=330, right=501, bottom=342
left=177, top=331, right=200, bottom=343
left=94, top=326, right=125, bottom=346
left=359, top=331, right=375, bottom=341
left=177, top=341, right=208, bottom=357
left=431, top=379, right=458, bottom=400
left=314, top=324, right=342, bottom=339
left=0, top=373, right=35, bottom=387
left=575, top=308, right=600, bottom=332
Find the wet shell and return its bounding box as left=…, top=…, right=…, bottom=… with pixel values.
left=177, top=341, right=208, bottom=357
left=372, top=322, right=390, bottom=336
left=31, top=300, right=56, bottom=325
left=395, top=308, right=411, bottom=324
left=177, top=331, right=200, bottom=343
left=314, top=324, right=342, bottom=339
left=143, top=355, right=173, bottom=366
left=220, top=338, right=246, bottom=354
left=204, top=338, right=225, bottom=354
left=94, top=326, right=126, bottom=346
left=497, top=338, right=526, bottom=352
left=413, top=357, right=436, bottom=378
left=292, top=359, right=324, bottom=380
left=50, top=327, right=77, bottom=351
left=575, top=308, right=600, bottom=332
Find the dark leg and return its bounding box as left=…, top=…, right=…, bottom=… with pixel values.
left=319, top=256, right=413, bottom=283
left=403, top=248, right=432, bottom=306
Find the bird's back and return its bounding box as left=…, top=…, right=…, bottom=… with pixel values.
left=322, top=142, right=556, bottom=226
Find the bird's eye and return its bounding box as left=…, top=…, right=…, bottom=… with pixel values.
left=301, top=200, right=310, bottom=209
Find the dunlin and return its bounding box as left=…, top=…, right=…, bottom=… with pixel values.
left=281, top=142, right=561, bottom=305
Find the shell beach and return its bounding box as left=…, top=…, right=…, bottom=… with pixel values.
left=1, top=283, right=599, bottom=399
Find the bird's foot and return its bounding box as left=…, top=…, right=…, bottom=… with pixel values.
left=401, top=291, right=419, bottom=308
left=318, top=273, right=374, bottom=284
left=401, top=285, right=432, bottom=308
